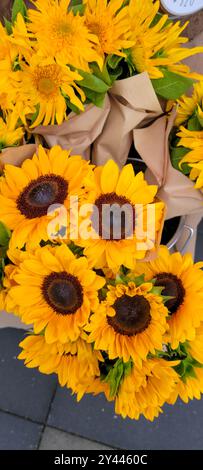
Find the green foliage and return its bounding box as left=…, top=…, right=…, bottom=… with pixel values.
left=4, top=18, right=13, bottom=35
left=78, top=70, right=110, bottom=94
left=157, top=342, right=203, bottom=383
left=174, top=354, right=203, bottom=383
left=0, top=222, right=11, bottom=259
left=77, top=69, right=110, bottom=107
left=104, top=358, right=133, bottom=398
left=188, top=113, right=203, bottom=131
left=12, top=0, right=27, bottom=23
left=196, top=111, right=203, bottom=128
left=152, top=70, right=194, bottom=100
left=170, top=146, right=191, bottom=174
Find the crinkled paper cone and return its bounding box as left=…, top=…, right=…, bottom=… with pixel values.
left=0, top=144, right=37, bottom=170
left=133, top=108, right=203, bottom=220
left=92, top=72, right=163, bottom=167
left=32, top=95, right=111, bottom=160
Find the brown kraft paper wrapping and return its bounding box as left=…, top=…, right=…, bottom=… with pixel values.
left=133, top=108, right=203, bottom=220
left=32, top=95, right=111, bottom=160
left=0, top=144, right=37, bottom=170
left=92, top=72, right=163, bottom=167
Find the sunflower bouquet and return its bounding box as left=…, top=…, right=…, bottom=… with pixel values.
left=1, top=143, right=203, bottom=421
left=1, top=0, right=203, bottom=423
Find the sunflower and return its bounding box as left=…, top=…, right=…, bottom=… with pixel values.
left=0, top=145, right=91, bottom=248
left=133, top=246, right=203, bottom=349
left=0, top=264, right=19, bottom=313
left=78, top=160, right=165, bottom=270
left=189, top=161, right=203, bottom=190
left=8, top=13, right=33, bottom=62
left=177, top=127, right=203, bottom=165
left=168, top=367, right=203, bottom=405
left=18, top=333, right=102, bottom=400
left=16, top=55, right=85, bottom=127
left=175, top=126, right=203, bottom=188
left=175, top=81, right=203, bottom=127
left=0, top=112, right=24, bottom=150
left=0, top=24, right=20, bottom=111
left=9, top=243, right=105, bottom=343
left=0, top=247, right=28, bottom=314
left=115, top=358, right=179, bottom=421
left=86, top=281, right=168, bottom=367
left=28, top=0, right=100, bottom=71
left=128, top=0, right=203, bottom=80
left=83, top=0, right=134, bottom=65
left=188, top=323, right=203, bottom=366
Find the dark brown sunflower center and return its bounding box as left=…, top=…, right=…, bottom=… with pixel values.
left=42, top=272, right=83, bottom=315
left=108, top=294, right=151, bottom=336
left=17, top=174, right=68, bottom=219
left=154, top=272, right=185, bottom=314
left=92, top=192, right=135, bottom=240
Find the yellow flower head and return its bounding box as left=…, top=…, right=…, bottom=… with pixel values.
left=0, top=24, right=19, bottom=111
left=175, top=81, right=203, bottom=127
left=78, top=160, right=165, bottom=270
left=8, top=13, right=34, bottom=62
left=16, top=55, right=85, bottom=127
left=168, top=367, right=203, bottom=405
left=0, top=112, right=24, bottom=149
left=18, top=333, right=102, bottom=400
left=0, top=145, right=91, bottom=248
left=133, top=246, right=203, bottom=349
left=9, top=243, right=105, bottom=343
left=176, top=127, right=203, bottom=189
left=0, top=264, right=20, bottom=314
left=188, top=323, right=203, bottom=365
left=86, top=281, right=168, bottom=367
left=115, top=358, right=179, bottom=421
left=84, top=0, right=134, bottom=66
left=28, top=0, right=100, bottom=70
left=189, top=161, right=203, bottom=190
left=128, top=0, right=203, bottom=80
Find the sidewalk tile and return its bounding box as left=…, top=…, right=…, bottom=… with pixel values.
left=0, top=410, right=42, bottom=450
left=0, top=328, right=57, bottom=423
left=40, top=426, right=113, bottom=450
left=48, top=386, right=203, bottom=450
left=195, top=230, right=203, bottom=262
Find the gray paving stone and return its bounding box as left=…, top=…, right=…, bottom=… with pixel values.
left=48, top=386, right=203, bottom=450
left=195, top=230, right=203, bottom=262
left=0, top=410, right=42, bottom=450
left=0, top=328, right=57, bottom=423
left=196, top=218, right=203, bottom=235
left=40, top=426, right=113, bottom=450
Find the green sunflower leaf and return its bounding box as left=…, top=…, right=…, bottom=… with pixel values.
left=11, top=0, right=27, bottom=23
left=78, top=70, right=110, bottom=93
left=150, top=285, right=164, bottom=296
left=188, top=113, right=202, bottom=131
left=107, top=55, right=123, bottom=71
left=4, top=18, right=13, bottom=35
left=84, top=89, right=106, bottom=108
left=0, top=222, right=11, bottom=259
left=195, top=110, right=203, bottom=129
left=133, top=273, right=146, bottom=287
left=170, top=146, right=191, bottom=174
left=152, top=70, right=194, bottom=100
left=71, top=4, right=85, bottom=15
left=104, top=358, right=133, bottom=398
